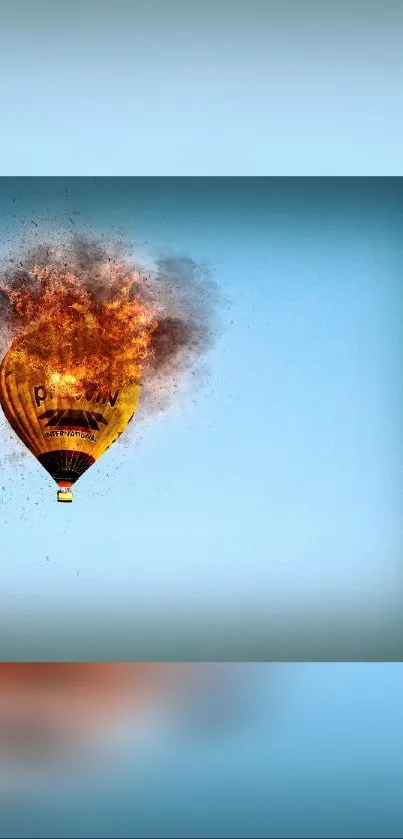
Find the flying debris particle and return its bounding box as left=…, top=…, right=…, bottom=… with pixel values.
left=30, top=221, right=38, bottom=227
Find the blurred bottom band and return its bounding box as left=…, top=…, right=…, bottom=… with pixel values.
left=0, top=663, right=402, bottom=839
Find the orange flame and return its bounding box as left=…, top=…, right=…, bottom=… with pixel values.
left=0, top=236, right=218, bottom=419
left=1, top=263, right=159, bottom=396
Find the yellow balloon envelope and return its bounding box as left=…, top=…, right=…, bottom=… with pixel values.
left=0, top=346, right=140, bottom=502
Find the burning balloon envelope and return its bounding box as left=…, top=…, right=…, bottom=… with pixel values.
left=0, top=346, right=141, bottom=503
left=0, top=250, right=154, bottom=502
left=0, top=235, right=217, bottom=502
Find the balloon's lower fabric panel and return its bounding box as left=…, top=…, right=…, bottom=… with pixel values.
left=37, top=450, right=95, bottom=484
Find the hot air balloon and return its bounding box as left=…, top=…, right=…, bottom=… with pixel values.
left=0, top=342, right=140, bottom=502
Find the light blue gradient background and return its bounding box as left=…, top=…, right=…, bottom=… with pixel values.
left=0, top=177, right=401, bottom=659
left=1, top=664, right=403, bottom=838
left=0, top=1, right=403, bottom=175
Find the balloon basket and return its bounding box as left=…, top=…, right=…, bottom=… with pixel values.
left=57, top=487, right=73, bottom=503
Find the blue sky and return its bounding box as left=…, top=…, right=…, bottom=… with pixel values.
left=1, top=1, right=403, bottom=176
left=0, top=177, right=401, bottom=659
